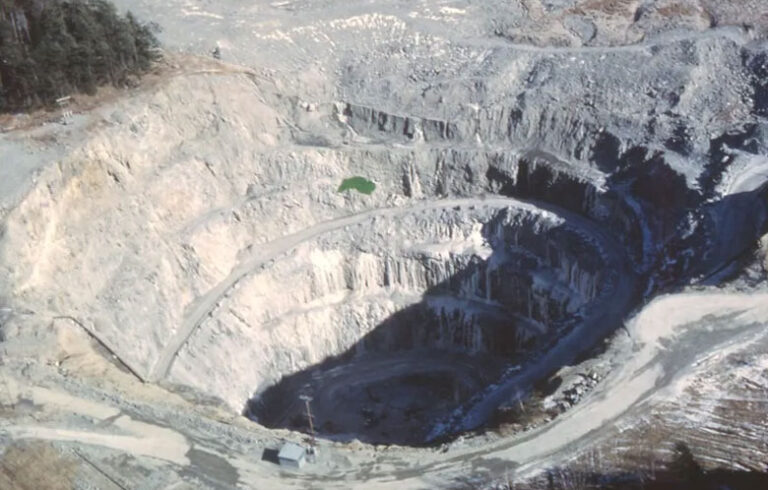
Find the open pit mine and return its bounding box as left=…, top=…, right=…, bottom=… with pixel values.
left=1, top=1, right=768, bottom=489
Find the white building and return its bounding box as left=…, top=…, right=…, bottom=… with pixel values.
left=278, top=442, right=306, bottom=469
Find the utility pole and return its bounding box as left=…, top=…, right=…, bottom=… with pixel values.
left=299, top=394, right=317, bottom=462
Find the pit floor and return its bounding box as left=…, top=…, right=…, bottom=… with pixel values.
left=252, top=349, right=508, bottom=445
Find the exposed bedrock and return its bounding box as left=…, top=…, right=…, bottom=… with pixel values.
left=241, top=205, right=608, bottom=444
left=1, top=26, right=768, bottom=449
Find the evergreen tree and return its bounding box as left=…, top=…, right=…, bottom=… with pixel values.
left=0, top=0, right=160, bottom=113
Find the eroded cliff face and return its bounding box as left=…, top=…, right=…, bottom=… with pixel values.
left=166, top=204, right=609, bottom=413
left=1, top=72, right=291, bottom=377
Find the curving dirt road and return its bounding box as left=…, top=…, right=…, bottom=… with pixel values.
left=149, top=195, right=636, bottom=388
left=3, top=290, right=766, bottom=489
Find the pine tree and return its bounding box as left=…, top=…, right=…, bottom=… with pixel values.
left=0, top=0, right=160, bottom=113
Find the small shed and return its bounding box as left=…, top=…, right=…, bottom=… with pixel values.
left=278, top=442, right=306, bottom=469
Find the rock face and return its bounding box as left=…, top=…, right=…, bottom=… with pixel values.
left=177, top=204, right=608, bottom=422
left=1, top=0, right=768, bottom=485
left=245, top=198, right=632, bottom=444
left=761, top=235, right=768, bottom=273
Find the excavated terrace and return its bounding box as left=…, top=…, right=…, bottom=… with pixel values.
left=244, top=203, right=610, bottom=444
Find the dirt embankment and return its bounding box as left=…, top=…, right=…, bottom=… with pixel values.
left=0, top=442, right=77, bottom=490
left=0, top=53, right=250, bottom=133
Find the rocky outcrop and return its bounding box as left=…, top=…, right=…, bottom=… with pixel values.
left=164, top=203, right=608, bottom=410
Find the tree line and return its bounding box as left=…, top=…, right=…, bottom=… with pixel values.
left=0, top=0, right=160, bottom=112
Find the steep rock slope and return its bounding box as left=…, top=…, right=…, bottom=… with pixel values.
left=1, top=22, right=766, bottom=415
